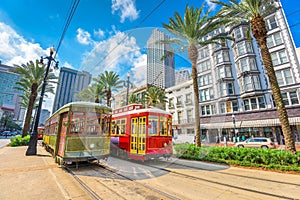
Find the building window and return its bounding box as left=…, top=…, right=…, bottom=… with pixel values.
left=258, top=96, right=266, bottom=108
left=219, top=102, right=226, bottom=114
left=243, top=99, right=250, bottom=111
left=241, top=75, right=261, bottom=92
left=266, top=15, right=278, bottom=31
left=201, top=104, right=215, bottom=115
left=199, top=47, right=209, bottom=60
left=232, top=100, right=239, bottom=112
left=187, top=110, right=193, bottom=123
left=290, top=91, right=299, bottom=105
left=275, top=68, right=293, bottom=86
left=250, top=98, right=258, bottom=110
left=282, top=93, right=289, bottom=106
left=281, top=91, right=299, bottom=106
left=218, top=65, right=232, bottom=79
left=267, top=32, right=283, bottom=48
left=185, top=93, right=192, bottom=104
left=198, top=73, right=212, bottom=86
left=178, top=111, right=182, bottom=124
left=197, top=60, right=211, bottom=73
left=200, top=88, right=214, bottom=102
left=235, top=41, right=253, bottom=57
left=177, top=96, right=182, bottom=107
left=220, top=82, right=234, bottom=97
left=243, top=96, right=266, bottom=111
left=234, top=28, right=242, bottom=39
left=169, top=98, right=174, bottom=108
left=238, top=57, right=258, bottom=73
left=215, top=51, right=230, bottom=64
left=271, top=50, right=288, bottom=66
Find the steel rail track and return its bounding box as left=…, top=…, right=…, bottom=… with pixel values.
left=64, top=162, right=180, bottom=200
left=144, top=159, right=299, bottom=200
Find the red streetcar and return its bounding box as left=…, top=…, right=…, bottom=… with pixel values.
left=110, top=104, right=173, bottom=161
left=37, top=126, right=45, bottom=140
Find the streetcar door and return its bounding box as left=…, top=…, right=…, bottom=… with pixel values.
left=57, top=112, right=68, bottom=157
left=130, top=117, right=146, bottom=155
left=130, top=118, right=138, bottom=154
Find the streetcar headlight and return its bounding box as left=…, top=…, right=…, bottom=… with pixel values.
left=164, top=142, right=167, bottom=147
left=90, top=143, right=95, bottom=149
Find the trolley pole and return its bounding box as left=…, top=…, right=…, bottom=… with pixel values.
left=26, top=47, right=58, bottom=156
left=126, top=73, right=130, bottom=105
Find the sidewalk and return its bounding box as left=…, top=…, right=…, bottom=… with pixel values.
left=0, top=144, right=92, bottom=200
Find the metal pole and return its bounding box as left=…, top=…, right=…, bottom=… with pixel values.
left=232, top=113, right=237, bottom=143
left=26, top=49, right=54, bottom=155
left=126, top=73, right=130, bottom=105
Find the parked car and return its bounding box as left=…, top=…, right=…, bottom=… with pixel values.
left=235, top=137, right=275, bottom=149
left=0, top=131, right=12, bottom=137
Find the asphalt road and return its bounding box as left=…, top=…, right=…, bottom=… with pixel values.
left=0, top=138, right=11, bottom=148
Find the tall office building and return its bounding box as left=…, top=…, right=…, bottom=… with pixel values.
left=52, top=67, right=92, bottom=113
left=166, top=1, right=300, bottom=144
left=175, top=69, right=190, bottom=85
left=0, top=63, right=23, bottom=125
left=147, top=28, right=175, bottom=89
left=39, top=109, right=50, bottom=126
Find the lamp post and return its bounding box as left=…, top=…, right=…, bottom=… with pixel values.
left=26, top=47, right=58, bottom=156
left=232, top=113, right=237, bottom=143
left=126, top=73, right=130, bottom=105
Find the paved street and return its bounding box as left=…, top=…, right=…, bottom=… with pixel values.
left=0, top=138, right=11, bottom=148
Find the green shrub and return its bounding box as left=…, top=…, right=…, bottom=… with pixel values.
left=174, top=144, right=300, bottom=172
left=10, top=135, right=30, bottom=147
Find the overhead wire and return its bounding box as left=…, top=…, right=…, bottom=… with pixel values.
left=90, top=0, right=166, bottom=70
left=54, top=0, right=81, bottom=60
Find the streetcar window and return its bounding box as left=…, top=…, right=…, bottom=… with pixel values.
left=70, top=112, right=85, bottom=135
left=148, top=116, right=158, bottom=136
left=160, top=116, right=167, bottom=136
left=86, top=112, right=100, bottom=135
left=120, top=119, right=126, bottom=134
left=112, top=118, right=126, bottom=135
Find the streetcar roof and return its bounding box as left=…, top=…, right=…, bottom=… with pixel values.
left=50, top=101, right=112, bottom=119
left=112, top=106, right=171, bottom=118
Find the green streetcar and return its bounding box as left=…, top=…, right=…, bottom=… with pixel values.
left=42, top=102, right=112, bottom=165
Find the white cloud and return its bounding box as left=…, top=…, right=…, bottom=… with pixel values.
left=0, top=22, right=46, bottom=66
left=111, top=0, right=140, bottom=23
left=131, top=54, right=147, bottom=87
left=81, top=30, right=141, bottom=76
left=76, top=28, right=94, bottom=45
left=205, top=0, right=216, bottom=10
left=94, top=28, right=105, bottom=38
left=62, top=61, right=75, bottom=69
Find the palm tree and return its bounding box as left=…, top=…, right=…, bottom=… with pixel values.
left=162, top=4, right=228, bottom=147
left=145, top=86, right=167, bottom=108
left=213, top=0, right=296, bottom=153
left=93, top=71, right=123, bottom=106
left=11, top=60, right=57, bottom=137
left=75, top=83, right=105, bottom=103
left=129, top=93, right=139, bottom=104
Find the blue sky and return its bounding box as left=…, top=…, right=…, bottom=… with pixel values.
left=0, top=0, right=299, bottom=110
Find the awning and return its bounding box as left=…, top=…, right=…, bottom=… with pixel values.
left=201, top=117, right=300, bottom=129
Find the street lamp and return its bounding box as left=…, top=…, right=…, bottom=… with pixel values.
left=126, top=72, right=130, bottom=105
left=26, top=47, right=58, bottom=156
left=232, top=113, right=237, bottom=143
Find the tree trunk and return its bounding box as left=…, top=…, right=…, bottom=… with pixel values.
left=22, top=84, right=38, bottom=137
left=251, top=16, right=296, bottom=153
left=189, top=44, right=201, bottom=147
left=106, top=89, right=111, bottom=107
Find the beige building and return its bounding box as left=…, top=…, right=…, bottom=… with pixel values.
left=166, top=1, right=300, bottom=144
